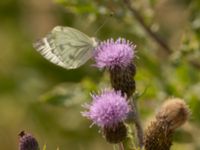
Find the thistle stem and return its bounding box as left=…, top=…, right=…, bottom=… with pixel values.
left=113, top=145, right=117, bottom=150
left=131, top=100, right=144, bottom=148
left=118, top=142, right=125, bottom=150
left=134, top=113, right=144, bottom=147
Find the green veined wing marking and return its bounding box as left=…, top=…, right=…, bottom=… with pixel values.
left=33, top=26, right=98, bottom=69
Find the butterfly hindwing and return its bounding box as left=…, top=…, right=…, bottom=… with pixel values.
left=33, top=26, right=96, bottom=69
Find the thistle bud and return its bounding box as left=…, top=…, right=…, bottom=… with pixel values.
left=19, top=131, right=40, bottom=150
left=144, top=98, right=190, bottom=150
left=103, top=122, right=127, bottom=143
left=156, top=98, right=190, bottom=130
left=109, top=63, right=136, bottom=98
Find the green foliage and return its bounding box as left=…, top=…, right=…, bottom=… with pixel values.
left=39, top=83, right=87, bottom=107
left=42, top=144, right=46, bottom=150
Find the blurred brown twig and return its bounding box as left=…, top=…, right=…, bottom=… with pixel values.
left=123, top=0, right=200, bottom=69
left=123, top=0, right=172, bottom=54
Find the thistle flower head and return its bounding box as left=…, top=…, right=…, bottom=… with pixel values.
left=82, top=89, right=130, bottom=128
left=19, top=131, right=39, bottom=150
left=93, top=38, right=135, bottom=69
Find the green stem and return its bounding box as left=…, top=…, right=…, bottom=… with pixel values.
left=118, top=142, right=125, bottom=150
left=131, top=100, right=144, bottom=148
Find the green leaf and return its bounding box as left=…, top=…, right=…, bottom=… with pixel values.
left=39, top=83, right=88, bottom=107
left=42, top=144, right=46, bottom=150
left=173, top=129, right=193, bottom=143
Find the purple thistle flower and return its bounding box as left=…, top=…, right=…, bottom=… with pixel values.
left=93, top=38, right=135, bottom=69
left=82, top=89, right=130, bottom=128
left=18, top=131, right=39, bottom=150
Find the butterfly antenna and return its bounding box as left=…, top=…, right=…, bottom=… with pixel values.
left=94, top=12, right=114, bottom=36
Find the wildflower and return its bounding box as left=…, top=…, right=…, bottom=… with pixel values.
left=144, top=98, right=190, bottom=150
left=82, top=89, right=130, bottom=143
left=18, top=131, right=40, bottom=150
left=94, top=38, right=135, bottom=69
left=94, top=38, right=136, bottom=98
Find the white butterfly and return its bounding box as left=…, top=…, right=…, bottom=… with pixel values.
left=33, top=26, right=98, bottom=69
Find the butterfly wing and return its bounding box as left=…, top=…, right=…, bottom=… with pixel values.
left=33, top=26, right=97, bottom=69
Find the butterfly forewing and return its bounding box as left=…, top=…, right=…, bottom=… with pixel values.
left=33, top=33, right=67, bottom=68
left=33, top=26, right=96, bottom=69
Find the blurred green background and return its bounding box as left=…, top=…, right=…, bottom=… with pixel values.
left=0, top=0, right=200, bottom=149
